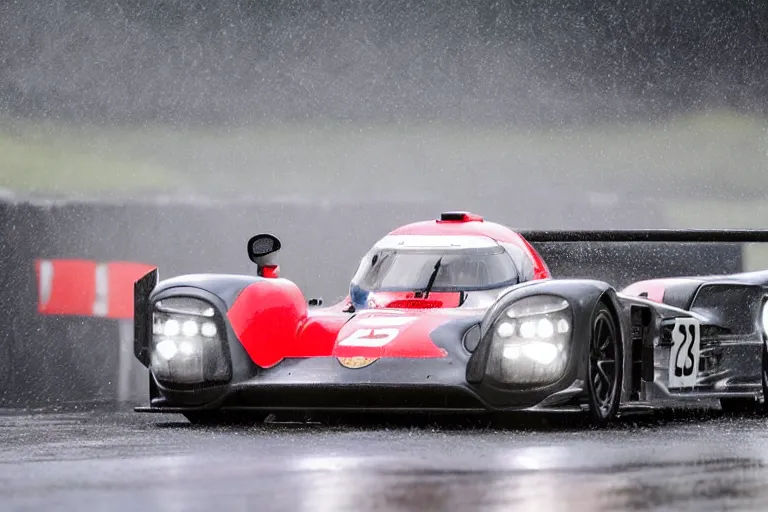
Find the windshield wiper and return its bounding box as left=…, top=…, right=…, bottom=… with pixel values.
left=421, top=257, right=443, bottom=299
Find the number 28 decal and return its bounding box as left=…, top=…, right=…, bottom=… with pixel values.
left=337, top=316, right=418, bottom=348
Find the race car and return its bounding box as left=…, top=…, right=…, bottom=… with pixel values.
left=133, top=211, right=768, bottom=424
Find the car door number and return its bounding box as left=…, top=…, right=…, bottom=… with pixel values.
left=668, top=317, right=701, bottom=389
left=337, top=316, right=417, bottom=348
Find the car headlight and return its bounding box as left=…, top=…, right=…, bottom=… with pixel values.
left=485, top=295, right=573, bottom=387
left=150, top=297, right=230, bottom=385
left=762, top=300, right=768, bottom=337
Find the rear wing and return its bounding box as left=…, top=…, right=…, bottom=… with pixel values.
left=518, top=229, right=768, bottom=243
left=516, top=229, right=768, bottom=289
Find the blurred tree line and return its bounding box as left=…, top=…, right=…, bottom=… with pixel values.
left=0, top=0, right=766, bottom=126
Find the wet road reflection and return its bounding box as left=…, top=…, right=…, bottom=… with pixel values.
left=1, top=408, right=768, bottom=511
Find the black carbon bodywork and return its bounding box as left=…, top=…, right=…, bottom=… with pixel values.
left=134, top=271, right=768, bottom=416
left=464, top=279, right=616, bottom=408
left=630, top=276, right=768, bottom=403
left=136, top=275, right=623, bottom=415
left=134, top=229, right=768, bottom=419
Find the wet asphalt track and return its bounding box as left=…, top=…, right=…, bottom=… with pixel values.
left=2, top=407, right=768, bottom=511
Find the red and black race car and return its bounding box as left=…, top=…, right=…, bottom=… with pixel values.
left=133, top=212, right=768, bottom=424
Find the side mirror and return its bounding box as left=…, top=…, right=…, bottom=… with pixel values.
left=247, top=233, right=282, bottom=277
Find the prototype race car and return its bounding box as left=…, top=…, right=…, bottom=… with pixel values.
left=133, top=211, right=768, bottom=424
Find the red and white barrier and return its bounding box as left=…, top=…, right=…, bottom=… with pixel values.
left=35, top=259, right=155, bottom=319
left=35, top=258, right=156, bottom=402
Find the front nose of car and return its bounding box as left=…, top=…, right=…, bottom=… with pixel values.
left=149, top=295, right=233, bottom=387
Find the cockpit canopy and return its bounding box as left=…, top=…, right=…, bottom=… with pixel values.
left=349, top=235, right=536, bottom=308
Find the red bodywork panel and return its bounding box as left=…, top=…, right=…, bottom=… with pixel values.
left=259, top=265, right=280, bottom=279
left=366, top=291, right=463, bottom=309
left=622, top=278, right=701, bottom=304
left=331, top=310, right=451, bottom=360
left=227, top=280, right=472, bottom=368
left=228, top=215, right=551, bottom=368
left=622, top=280, right=668, bottom=303
left=389, top=218, right=551, bottom=280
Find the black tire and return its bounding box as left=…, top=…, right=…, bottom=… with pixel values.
left=183, top=411, right=268, bottom=426
left=586, top=302, right=622, bottom=424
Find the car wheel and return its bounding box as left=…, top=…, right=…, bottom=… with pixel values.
left=587, top=302, right=622, bottom=424
left=183, top=411, right=268, bottom=426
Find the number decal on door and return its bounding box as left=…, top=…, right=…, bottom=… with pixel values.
left=668, top=317, right=701, bottom=389
left=338, top=328, right=400, bottom=347
left=337, top=316, right=418, bottom=348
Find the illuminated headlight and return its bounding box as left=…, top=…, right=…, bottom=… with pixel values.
left=762, top=300, right=768, bottom=337
left=486, top=295, right=573, bottom=386
left=201, top=322, right=217, bottom=338
left=181, top=320, right=198, bottom=337
left=150, top=297, right=230, bottom=385
left=155, top=339, right=178, bottom=361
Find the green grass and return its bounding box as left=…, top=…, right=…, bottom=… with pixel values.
left=3, top=112, right=768, bottom=270
left=0, top=110, right=766, bottom=200
left=0, top=124, right=177, bottom=196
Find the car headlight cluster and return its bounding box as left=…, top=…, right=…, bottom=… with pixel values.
left=761, top=300, right=768, bottom=337
left=485, top=295, right=573, bottom=387
left=150, top=297, right=230, bottom=385
left=154, top=317, right=218, bottom=340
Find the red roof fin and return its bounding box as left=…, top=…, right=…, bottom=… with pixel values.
left=438, top=211, right=484, bottom=223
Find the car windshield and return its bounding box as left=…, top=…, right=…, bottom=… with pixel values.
left=351, top=247, right=520, bottom=292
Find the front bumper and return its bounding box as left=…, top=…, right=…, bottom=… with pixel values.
left=138, top=355, right=587, bottom=414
